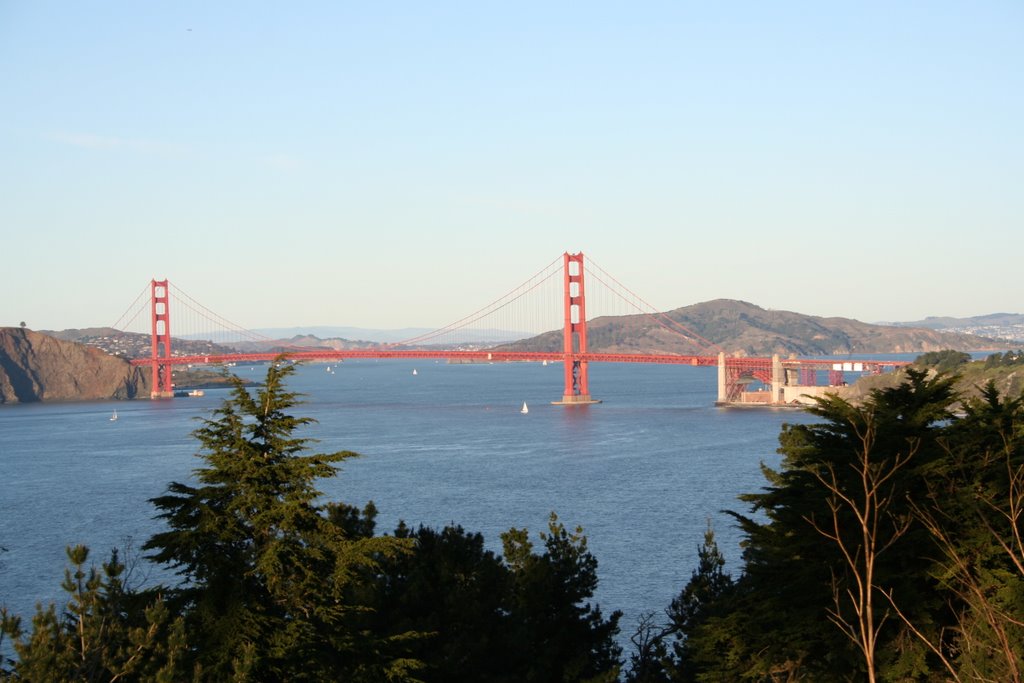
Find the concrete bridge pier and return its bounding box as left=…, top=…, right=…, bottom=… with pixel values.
left=717, top=352, right=727, bottom=403
left=771, top=354, right=783, bottom=404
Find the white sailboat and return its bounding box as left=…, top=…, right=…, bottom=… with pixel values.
left=110, top=409, right=118, bottom=421
left=520, top=402, right=529, bottom=414
left=412, top=369, right=418, bottom=376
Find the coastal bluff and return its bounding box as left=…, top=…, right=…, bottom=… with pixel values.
left=0, top=327, right=148, bottom=403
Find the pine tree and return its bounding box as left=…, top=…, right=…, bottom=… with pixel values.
left=898, top=382, right=1024, bottom=681
left=680, top=369, right=960, bottom=680
left=366, top=523, right=516, bottom=683
left=501, top=513, right=623, bottom=682
left=0, top=545, right=185, bottom=682
left=142, top=361, right=416, bottom=681
left=663, top=523, right=734, bottom=682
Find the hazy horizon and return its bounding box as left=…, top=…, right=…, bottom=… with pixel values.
left=28, top=304, right=1024, bottom=341
left=3, top=3, right=1021, bottom=330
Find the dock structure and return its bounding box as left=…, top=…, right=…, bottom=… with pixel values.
left=716, top=352, right=907, bottom=407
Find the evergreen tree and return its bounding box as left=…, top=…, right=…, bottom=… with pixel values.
left=663, top=523, right=734, bottom=682
left=0, top=545, right=185, bottom=682
left=369, top=523, right=516, bottom=683
left=902, top=383, right=1024, bottom=680
left=501, top=513, right=623, bottom=683
left=142, top=361, right=416, bottom=681
left=676, top=369, right=960, bottom=680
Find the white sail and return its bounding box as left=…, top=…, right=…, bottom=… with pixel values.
left=520, top=402, right=529, bottom=414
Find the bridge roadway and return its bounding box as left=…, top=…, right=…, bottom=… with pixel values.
left=129, top=351, right=721, bottom=367
left=129, top=351, right=906, bottom=372
left=130, top=350, right=909, bottom=405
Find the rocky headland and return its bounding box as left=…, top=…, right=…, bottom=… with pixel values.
left=0, top=327, right=148, bottom=403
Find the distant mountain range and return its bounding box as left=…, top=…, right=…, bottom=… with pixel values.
left=247, top=327, right=532, bottom=345
left=40, top=300, right=1019, bottom=364
left=497, top=300, right=1012, bottom=357
left=879, top=313, right=1024, bottom=347
left=247, top=309, right=1022, bottom=353
left=883, top=313, right=1024, bottom=331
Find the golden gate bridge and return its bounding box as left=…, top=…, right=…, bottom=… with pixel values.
left=111, top=252, right=907, bottom=405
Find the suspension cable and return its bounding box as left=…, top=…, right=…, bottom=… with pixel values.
left=394, top=255, right=563, bottom=346
left=110, top=283, right=151, bottom=331
left=585, top=255, right=725, bottom=354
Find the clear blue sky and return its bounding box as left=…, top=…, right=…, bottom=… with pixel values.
left=2, top=2, right=1021, bottom=331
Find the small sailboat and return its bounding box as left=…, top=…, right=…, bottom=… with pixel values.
left=542, top=359, right=548, bottom=366
left=110, top=409, right=118, bottom=421
left=520, top=402, right=529, bottom=414
left=412, top=369, right=418, bottom=376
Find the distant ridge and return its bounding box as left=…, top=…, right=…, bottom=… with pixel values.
left=882, top=313, right=1024, bottom=344
left=884, top=313, right=1024, bottom=329
left=248, top=326, right=533, bottom=344
left=42, top=300, right=1015, bottom=361
left=884, top=313, right=1019, bottom=329
left=497, top=299, right=1010, bottom=357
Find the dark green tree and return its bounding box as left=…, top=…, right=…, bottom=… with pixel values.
left=0, top=545, right=185, bottom=682
left=891, top=382, right=1024, bottom=681
left=624, top=525, right=736, bottom=683
left=142, top=361, right=417, bottom=681
left=501, top=513, right=623, bottom=683
left=675, top=369, right=959, bottom=681
left=369, top=523, right=515, bottom=683
left=984, top=350, right=1024, bottom=368
left=915, top=350, right=971, bottom=373
left=661, top=523, right=735, bottom=682
left=367, top=515, right=623, bottom=683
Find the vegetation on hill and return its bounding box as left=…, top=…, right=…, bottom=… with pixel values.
left=3, top=362, right=1022, bottom=680
left=45, top=328, right=238, bottom=360
left=843, top=348, right=1024, bottom=404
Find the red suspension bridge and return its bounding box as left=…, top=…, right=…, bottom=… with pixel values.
left=113, top=252, right=907, bottom=405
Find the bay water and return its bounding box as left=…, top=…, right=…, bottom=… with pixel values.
left=0, top=360, right=817, bottom=642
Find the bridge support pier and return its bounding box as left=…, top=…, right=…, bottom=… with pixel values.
left=771, top=354, right=784, bottom=404
left=717, top=352, right=727, bottom=403
left=552, top=252, right=601, bottom=406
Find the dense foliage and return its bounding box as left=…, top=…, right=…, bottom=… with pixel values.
left=914, top=349, right=972, bottom=372
left=3, top=363, right=1022, bottom=681
left=984, top=349, right=1024, bottom=368
left=0, top=362, right=621, bottom=682
left=645, top=369, right=1024, bottom=682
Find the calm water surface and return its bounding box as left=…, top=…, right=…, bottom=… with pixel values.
left=0, top=361, right=816, bottom=638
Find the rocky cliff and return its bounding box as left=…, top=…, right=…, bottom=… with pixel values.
left=0, top=328, right=149, bottom=403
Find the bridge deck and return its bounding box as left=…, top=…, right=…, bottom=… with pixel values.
left=129, top=350, right=907, bottom=371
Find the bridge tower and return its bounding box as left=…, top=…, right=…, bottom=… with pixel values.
left=553, top=252, right=600, bottom=405
left=150, top=279, right=174, bottom=399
